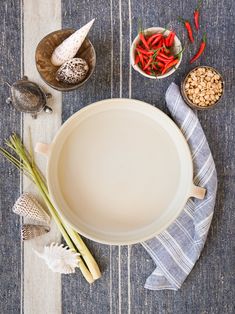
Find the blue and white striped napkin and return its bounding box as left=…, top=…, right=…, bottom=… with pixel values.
left=142, top=83, right=217, bottom=290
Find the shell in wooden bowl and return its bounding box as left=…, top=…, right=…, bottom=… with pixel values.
left=35, top=29, right=96, bottom=91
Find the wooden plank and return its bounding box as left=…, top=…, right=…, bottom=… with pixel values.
left=61, top=0, right=118, bottom=313
left=23, top=1, right=62, bottom=313
left=0, top=1, right=21, bottom=313
left=62, top=0, right=235, bottom=313
left=129, top=0, right=235, bottom=313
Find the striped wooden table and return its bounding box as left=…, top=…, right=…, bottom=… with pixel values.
left=0, top=1, right=234, bottom=313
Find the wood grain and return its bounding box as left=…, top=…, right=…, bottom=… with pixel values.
left=0, top=1, right=21, bottom=313
left=35, top=29, right=96, bottom=91
left=61, top=0, right=235, bottom=314
left=23, top=1, right=62, bottom=313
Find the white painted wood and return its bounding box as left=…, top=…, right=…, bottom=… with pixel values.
left=128, top=2, right=132, bottom=313
left=22, top=1, right=62, bottom=313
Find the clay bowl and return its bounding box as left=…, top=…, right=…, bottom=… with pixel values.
left=130, top=27, right=182, bottom=79
left=181, top=66, right=224, bottom=110
left=35, top=29, right=96, bottom=91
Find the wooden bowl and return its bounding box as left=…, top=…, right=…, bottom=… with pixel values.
left=181, top=66, right=225, bottom=110
left=35, top=29, right=96, bottom=91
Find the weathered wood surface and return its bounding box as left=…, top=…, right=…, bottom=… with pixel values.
left=0, top=1, right=21, bottom=313
left=23, top=1, right=62, bottom=313
left=0, top=0, right=234, bottom=313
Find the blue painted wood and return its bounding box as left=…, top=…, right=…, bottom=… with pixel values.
left=61, top=1, right=116, bottom=313
left=61, top=1, right=235, bottom=313
left=0, top=1, right=22, bottom=313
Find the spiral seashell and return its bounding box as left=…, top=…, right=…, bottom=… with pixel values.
left=21, top=224, right=50, bottom=241
left=51, top=19, right=95, bottom=66
left=34, top=243, right=80, bottom=274
left=56, top=58, right=89, bottom=84
left=13, top=193, right=50, bottom=225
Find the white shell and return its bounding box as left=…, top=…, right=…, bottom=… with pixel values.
left=13, top=193, right=50, bottom=225
left=51, top=19, right=95, bottom=66
left=34, top=243, right=80, bottom=274
left=21, top=224, right=50, bottom=241
left=56, top=58, right=89, bottom=84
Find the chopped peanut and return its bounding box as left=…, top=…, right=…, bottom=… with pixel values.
left=184, top=67, right=223, bottom=107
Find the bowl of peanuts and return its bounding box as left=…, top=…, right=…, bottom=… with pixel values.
left=181, top=66, right=224, bottom=109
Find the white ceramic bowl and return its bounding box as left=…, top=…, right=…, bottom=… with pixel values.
left=35, top=98, right=205, bottom=245
left=130, top=27, right=182, bottom=79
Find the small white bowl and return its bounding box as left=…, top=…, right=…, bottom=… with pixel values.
left=130, top=27, right=183, bottom=79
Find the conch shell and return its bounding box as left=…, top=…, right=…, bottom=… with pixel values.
left=34, top=243, right=80, bottom=274
left=13, top=193, right=50, bottom=225
left=21, top=224, right=50, bottom=241
left=51, top=19, right=95, bottom=66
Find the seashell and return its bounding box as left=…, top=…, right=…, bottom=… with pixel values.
left=51, top=19, right=95, bottom=66
left=56, top=58, right=89, bottom=84
left=13, top=193, right=50, bottom=225
left=34, top=243, right=80, bottom=274
left=21, top=224, right=50, bottom=241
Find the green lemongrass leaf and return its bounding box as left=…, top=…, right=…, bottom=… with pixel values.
left=0, top=134, right=100, bottom=283
left=28, top=128, right=35, bottom=168
left=0, top=147, right=34, bottom=181
left=65, top=226, right=101, bottom=280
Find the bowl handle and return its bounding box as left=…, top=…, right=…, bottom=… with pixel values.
left=190, top=184, right=206, bottom=200
left=35, top=142, right=51, bottom=157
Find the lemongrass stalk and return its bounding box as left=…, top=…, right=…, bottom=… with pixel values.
left=0, top=147, right=34, bottom=180
left=31, top=170, right=94, bottom=283
left=0, top=135, right=97, bottom=283
left=65, top=226, right=101, bottom=280
left=32, top=165, right=101, bottom=279
left=18, top=144, right=95, bottom=283
left=27, top=143, right=101, bottom=280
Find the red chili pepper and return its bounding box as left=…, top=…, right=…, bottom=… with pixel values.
left=151, top=35, right=162, bottom=46
left=145, top=70, right=151, bottom=75
left=165, top=32, right=174, bottom=47
left=143, top=57, right=153, bottom=70
left=190, top=33, right=206, bottom=63
left=161, top=58, right=179, bottom=75
left=168, top=32, right=175, bottom=47
left=158, top=52, right=174, bottom=60
left=138, top=53, right=144, bottom=66
left=143, top=54, right=148, bottom=60
left=151, top=45, right=159, bottom=50
left=163, top=46, right=170, bottom=54
left=156, top=55, right=170, bottom=63
left=135, top=54, right=140, bottom=64
left=139, top=32, right=150, bottom=50
left=147, top=33, right=162, bottom=45
left=136, top=47, right=153, bottom=55
left=194, top=0, right=202, bottom=30
left=157, top=61, right=165, bottom=68
left=179, top=17, right=194, bottom=43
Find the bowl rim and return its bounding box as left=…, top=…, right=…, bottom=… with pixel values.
left=181, top=65, right=225, bottom=110
left=35, top=28, right=96, bottom=92
left=46, top=98, right=194, bottom=245
left=130, top=27, right=183, bottom=80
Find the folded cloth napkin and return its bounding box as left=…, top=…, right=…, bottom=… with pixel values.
left=142, top=83, right=217, bottom=290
